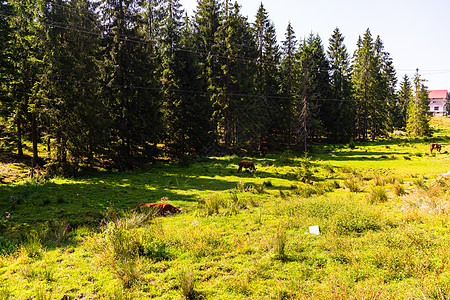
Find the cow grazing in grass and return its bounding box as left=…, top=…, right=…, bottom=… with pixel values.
left=238, top=160, right=256, bottom=173
left=139, top=203, right=182, bottom=215
left=430, top=142, right=442, bottom=154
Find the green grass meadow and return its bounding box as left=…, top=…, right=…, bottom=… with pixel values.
left=1, top=118, right=450, bottom=299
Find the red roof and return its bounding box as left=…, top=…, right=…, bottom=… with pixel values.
left=428, top=90, right=448, bottom=99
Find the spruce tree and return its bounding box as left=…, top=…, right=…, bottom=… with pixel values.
left=193, top=0, right=222, bottom=144
left=295, top=34, right=330, bottom=150
left=351, top=29, right=378, bottom=141
left=38, top=0, right=104, bottom=164
left=0, top=0, right=13, bottom=128
left=280, top=22, right=297, bottom=147
left=8, top=0, right=46, bottom=162
left=395, top=74, right=412, bottom=130
left=160, top=0, right=213, bottom=156
left=406, top=70, right=430, bottom=137
left=373, top=35, right=396, bottom=138
left=99, top=0, right=161, bottom=167
left=214, top=1, right=258, bottom=150
left=253, top=3, right=281, bottom=150
left=326, top=27, right=353, bottom=142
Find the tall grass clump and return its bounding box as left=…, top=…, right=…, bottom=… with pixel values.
left=367, top=186, right=388, bottom=204
left=344, top=176, right=361, bottom=192
left=22, top=234, right=43, bottom=259
left=393, top=182, right=407, bottom=196
left=402, top=177, right=450, bottom=215
left=273, top=227, right=287, bottom=261
left=178, top=267, right=197, bottom=300
left=88, top=213, right=171, bottom=288
left=0, top=286, right=12, bottom=300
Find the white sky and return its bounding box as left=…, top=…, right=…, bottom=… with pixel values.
left=179, top=0, right=450, bottom=91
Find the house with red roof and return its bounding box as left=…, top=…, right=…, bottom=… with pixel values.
left=428, top=90, right=448, bottom=116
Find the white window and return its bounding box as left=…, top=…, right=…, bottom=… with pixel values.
left=434, top=106, right=440, bottom=111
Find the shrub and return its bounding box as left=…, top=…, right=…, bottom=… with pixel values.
left=0, top=236, right=16, bottom=256
left=277, top=150, right=296, bottom=165
left=297, top=154, right=313, bottom=183
left=329, top=205, right=383, bottom=235
left=348, top=140, right=356, bottom=149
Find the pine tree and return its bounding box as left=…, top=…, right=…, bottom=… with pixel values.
left=214, top=1, right=258, bottom=150
left=0, top=0, right=13, bottom=125
left=351, top=29, right=378, bottom=141
left=280, top=22, right=297, bottom=147
left=193, top=0, right=222, bottom=145
left=253, top=3, right=281, bottom=150
left=395, top=74, right=412, bottom=129
left=406, top=70, right=430, bottom=137
left=295, top=34, right=330, bottom=150
left=8, top=0, right=46, bottom=162
left=326, top=27, right=353, bottom=142
left=40, top=0, right=104, bottom=164
left=99, top=0, right=161, bottom=167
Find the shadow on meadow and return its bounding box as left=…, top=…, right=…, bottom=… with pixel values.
left=0, top=164, right=247, bottom=237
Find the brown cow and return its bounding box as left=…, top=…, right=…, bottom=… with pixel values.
left=430, top=142, right=442, bottom=154
left=139, top=203, right=182, bottom=215
left=237, top=160, right=256, bottom=173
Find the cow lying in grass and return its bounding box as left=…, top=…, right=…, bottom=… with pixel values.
left=139, top=202, right=182, bottom=215
left=430, top=142, right=442, bottom=154
left=238, top=160, right=256, bottom=173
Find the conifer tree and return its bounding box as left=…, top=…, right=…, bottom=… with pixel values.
left=295, top=34, right=330, bottom=150
left=395, top=74, right=412, bottom=129
left=144, top=0, right=165, bottom=47
left=40, top=0, right=104, bottom=164
left=8, top=0, right=46, bottom=162
left=0, top=0, right=13, bottom=125
left=214, top=1, right=258, bottom=149
left=406, top=70, right=430, bottom=137
left=177, top=15, right=215, bottom=155
left=160, top=0, right=213, bottom=156
left=351, top=29, right=378, bottom=141
left=280, top=21, right=297, bottom=146
left=193, top=0, right=222, bottom=144
left=326, top=27, right=353, bottom=142
left=99, top=0, right=161, bottom=167
left=373, top=35, right=396, bottom=138
left=253, top=3, right=281, bottom=150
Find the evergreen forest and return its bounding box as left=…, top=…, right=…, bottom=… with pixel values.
left=0, top=0, right=432, bottom=170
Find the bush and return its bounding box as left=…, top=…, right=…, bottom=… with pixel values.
left=0, top=236, right=16, bottom=256
left=297, top=154, right=313, bottom=183
left=329, top=204, right=383, bottom=235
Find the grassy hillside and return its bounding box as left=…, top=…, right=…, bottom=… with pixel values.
left=1, top=118, right=450, bottom=299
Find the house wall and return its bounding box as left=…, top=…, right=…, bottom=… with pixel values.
left=429, top=99, right=447, bottom=116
